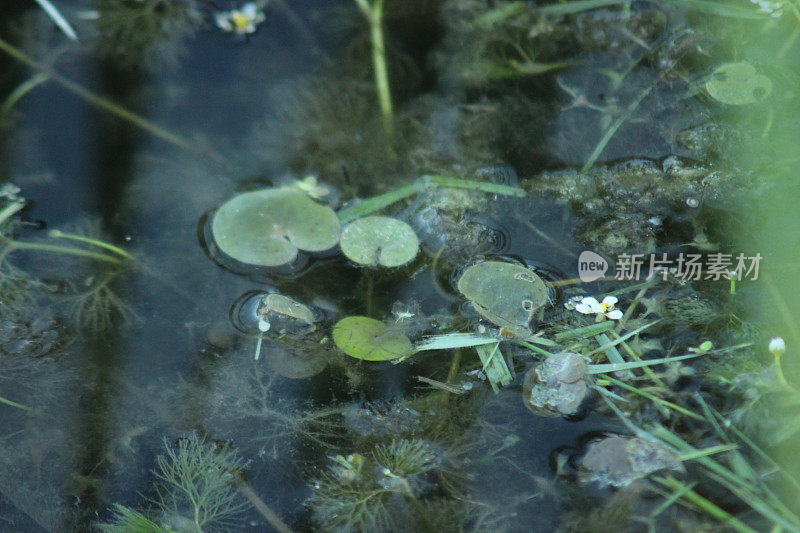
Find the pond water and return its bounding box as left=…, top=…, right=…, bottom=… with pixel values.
left=1, top=1, right=799, bottom=532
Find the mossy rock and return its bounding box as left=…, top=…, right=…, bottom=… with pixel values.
left=457, top=261, right=548, bottom=334
left=340, top=216, right=419, bottom=267
left=211, top=187, right=340, bottom=267
left=332, top=316, right=412, bottom=361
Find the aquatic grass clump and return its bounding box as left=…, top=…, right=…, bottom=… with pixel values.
left=1, top=195, right=136, bottom=332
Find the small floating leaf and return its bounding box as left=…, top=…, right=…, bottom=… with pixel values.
left=261, top=294, right=315, bottom=325
left=332, top=316, right=412, bottom=361
left=457, top=261, right=548, bottom=334
left=211, top=187, right=340, bottom=267
left=339, top=216, right=419, bottom=267
left=706, top=62, right=772, bottom=105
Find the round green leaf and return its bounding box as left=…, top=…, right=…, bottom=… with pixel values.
left=211, top=187, right=340, bottom=267
left=706, top=62, right=772, bottom=105
left=340, top=216, right=419, bottom=267
left=457, top=261, right=548, bottom=333
left=332, top=316, right=412, bottom=361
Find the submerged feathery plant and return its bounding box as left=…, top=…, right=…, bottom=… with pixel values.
left=308, top=439, right=446, bottom=531
left=151, top=433, right=249, bottom=531
left=92, top=0, right=204, bottom=71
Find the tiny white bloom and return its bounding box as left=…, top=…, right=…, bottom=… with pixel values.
left=215, top=2, right=266, bottom=35
left=575, top=296, right=602, bottom=315
left=769, top=336, right=786, bottom=355
left=563, top=296, right=584, bottom=311
left=572, top=295, right=622, bottom=320
left=258, top=317, right=271, bottom=332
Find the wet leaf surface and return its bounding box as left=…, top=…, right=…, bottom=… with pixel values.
left=332, top=316, right=412, bottom=361
left=339, top=216, right=419, bottom=267
left=457, top=261, right=548, bottom=333
left=211, top=187, right=340, bottom=267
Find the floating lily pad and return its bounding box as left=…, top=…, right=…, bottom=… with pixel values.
left=332, top=316, right=412, bottom=361
left=706, top=62, right=772, bottom=105
left=340, top=216, right=419, bottom=267
left=457, top=261, right=548, bottom=333
left=211, top=187, right=340, bottom=267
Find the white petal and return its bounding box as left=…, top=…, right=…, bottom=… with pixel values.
left=574, top=303, right=593, bottom=314
left=602, top=295, right=618, bottom=306
left=769, top=337, right=786, bottom=354
left=588, top=301, right=605, bottom=314
left=606, top=310, right=623, bottom=320
left=580, top=297, right=600, bottom=306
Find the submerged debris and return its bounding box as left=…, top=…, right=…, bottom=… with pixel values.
left=343, top=401, right=422, bottom=440
left=523, top=352, right=589, bottom=417
left=579, top=435, right=684, bottom=487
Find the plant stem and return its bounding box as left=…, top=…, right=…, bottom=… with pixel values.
left=48, top=229, right=132, bottom=259
left=0, top=394, right=32, bottom=411
left=237, top=482, right=294, bottom=533
left=0, top=36, right=193, bottom=151
left=0, top=72, right=50, bottom=118
left=422, top=175, right=526, bottom=196
left=2, top=238, right=122, bottom=264
left=337, top=183, right=421, bottom=223
left=354, top=0, right=393, bottom=137
left=336, top=175, right=526, bottom=223
left=0, top=199, right=25, bottom=227
left=440, top=348, right=463, bottom=406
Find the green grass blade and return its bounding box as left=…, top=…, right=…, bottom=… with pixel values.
left=33, top=0, right=78, bottom=41
left=414, top=333, right=498, bottom=352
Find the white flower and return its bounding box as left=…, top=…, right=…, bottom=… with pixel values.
left=214, top=2, right=266, bottom=35
left=572, top=295, right=623, bottom=320
left=750, top=0, right=784, bottom=18
left=769, top=336, right=786, bottom=356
